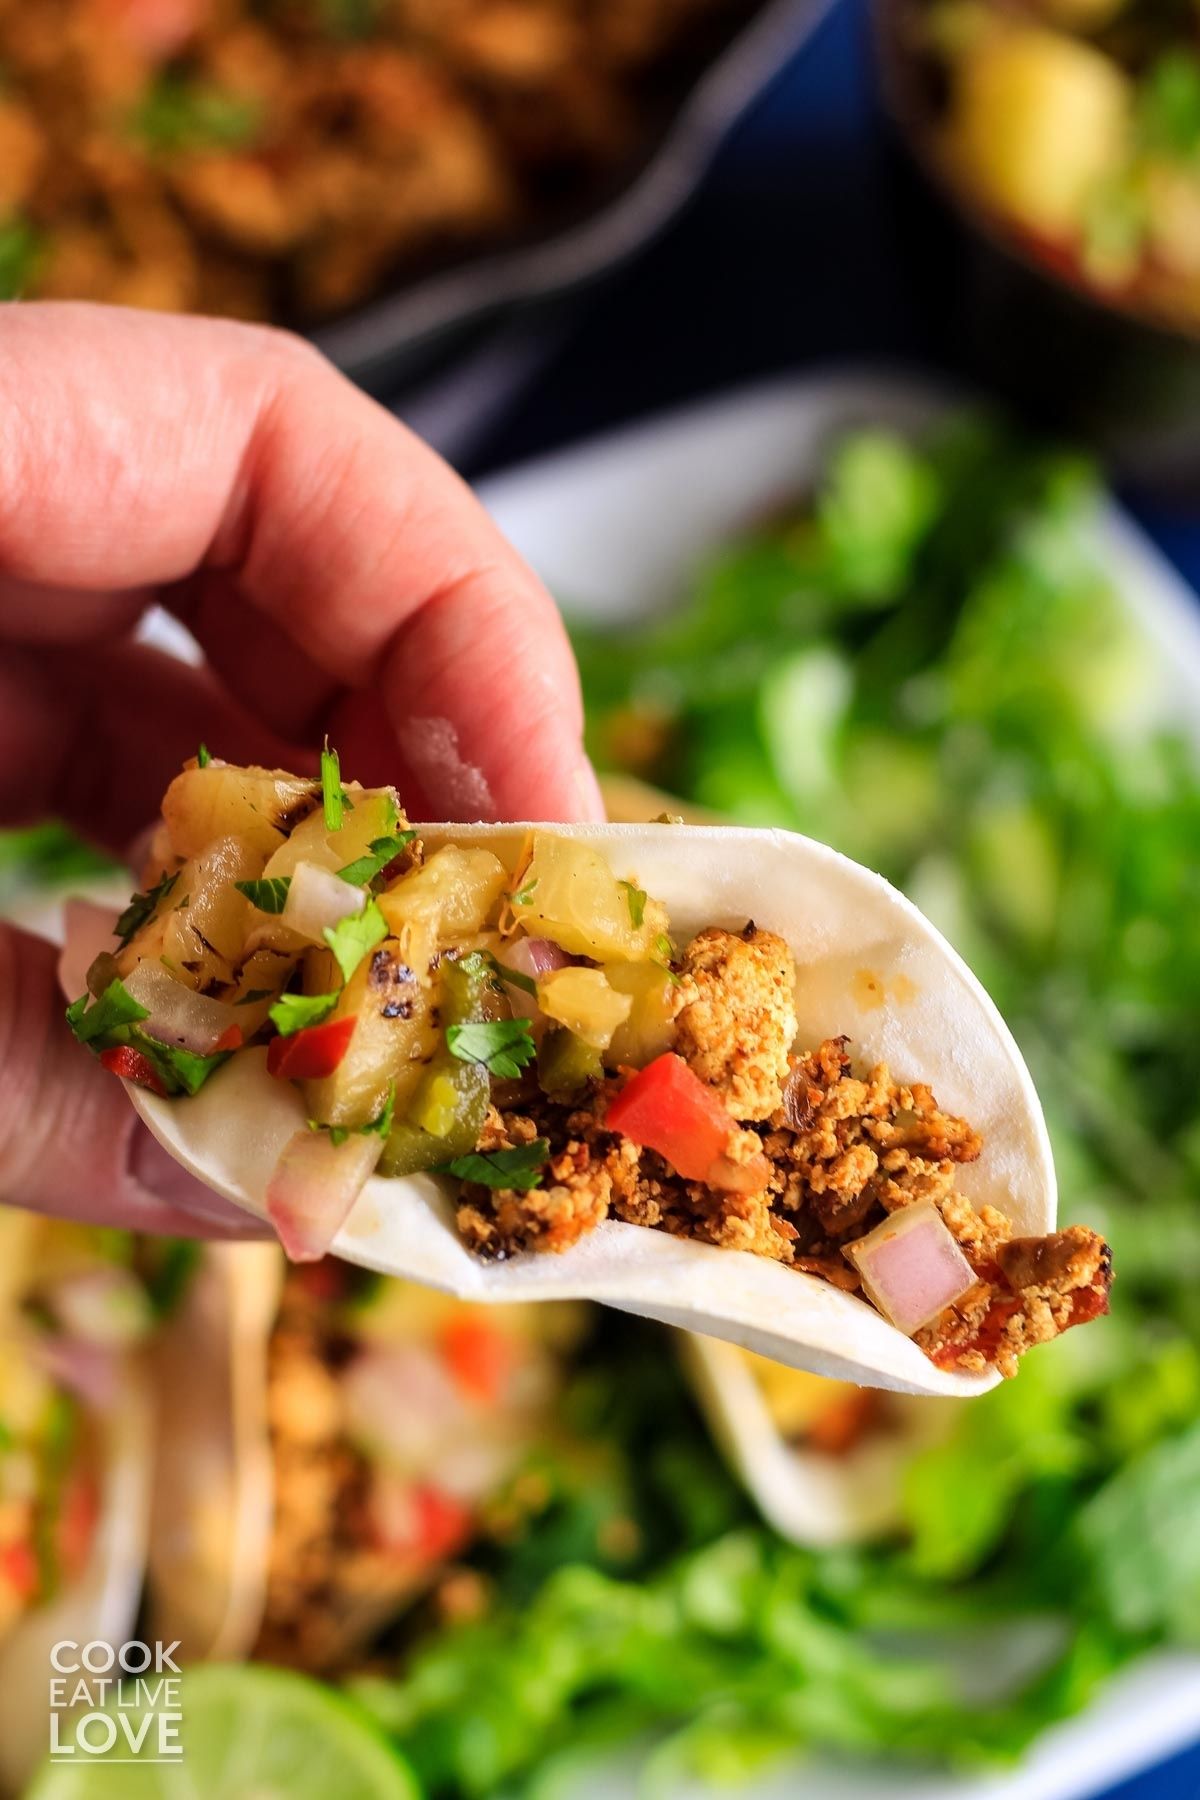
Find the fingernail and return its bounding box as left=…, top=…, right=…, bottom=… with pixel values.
left=129, top=1129, right=270, bottom=1238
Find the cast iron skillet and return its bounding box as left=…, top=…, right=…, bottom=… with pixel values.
left=310, top=0, right=834, bottom=394
left=875, top=0, right=1200, bottom=504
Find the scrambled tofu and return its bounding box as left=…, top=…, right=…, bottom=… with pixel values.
left=456, top=927, right=1112, bottom=1378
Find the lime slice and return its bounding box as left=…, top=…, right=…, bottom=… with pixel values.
left=27, top=1663, right=420, bottom=1800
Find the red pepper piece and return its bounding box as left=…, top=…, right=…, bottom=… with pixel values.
left=267, top=1014, right=356, bottom=1081
left=409, top=1485, right=473, bottom=1561
left=99, top=1044, right=168, bottom=1097
left=440, top=1315, right=513, bottom=1406
left=0, top=1539, right=40, bottom=1602
left=605, top=1052, right=736, bottom=1183
left=213, top=1023, right=244, bottom=1054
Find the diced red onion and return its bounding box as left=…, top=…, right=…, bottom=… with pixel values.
left=501, top=936, right=572, bottom=1022
left=845, top=1201, right=977, bottom=1336
left=49, top=1269, right=153, bottom=1348
left=123, top=962, right=243, bottom=1055
left=265, top=1128, right=382, bottom=1262
left=282, top=859, right=365, bottom=944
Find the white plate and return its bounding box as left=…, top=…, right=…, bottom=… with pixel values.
left=476, top=371, right=1200, bottom=1799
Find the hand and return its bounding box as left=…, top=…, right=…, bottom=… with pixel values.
left=0, top=304, right=603, bottom=1238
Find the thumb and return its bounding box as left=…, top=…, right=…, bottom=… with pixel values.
left=0, top=923, right=268, bottom=1238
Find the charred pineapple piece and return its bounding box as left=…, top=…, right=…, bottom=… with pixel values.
left=303, top=938, right=439, bottom=1129
left=162, top=760, right=321, bottom=861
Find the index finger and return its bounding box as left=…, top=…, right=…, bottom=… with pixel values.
left=0, top=303, right=602, bottom=823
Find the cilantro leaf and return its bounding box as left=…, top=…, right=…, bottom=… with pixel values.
left=447, top=1018, right=536, bottom=1080
left=324, top=898, right=387, bottom=984
left=492, top=957, right=537, bottom=995
left=131, top=1030, right=229, bottom=1097
left=269, top=991, right=339, bottom=1036
left=512, top=877, right=539, bottom=907
left=197, top=743, right=211, bottom=768
left=362, top=1084, right=396, bottom=1138
left=321, top=740, right=344, bottom=832
left=619, top=880, right=647, bottom=929
left=114, top=871, right=178, bottom=945
left=337, top=831, right=416, bottom=888
left=235, top=988, right=273, bottom=1006
left=442, top=1139, right=549, bottom=1191
left=66, top=980, right=150, bottom=1046
left=234, top=876, right=292, bottom=914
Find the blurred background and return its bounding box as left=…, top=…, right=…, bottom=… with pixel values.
left=2, top=0, right=1200, bottom=1795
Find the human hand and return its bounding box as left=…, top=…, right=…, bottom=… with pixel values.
left=0, top=304, right=603, bottom=1237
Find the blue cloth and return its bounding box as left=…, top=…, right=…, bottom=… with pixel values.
left=471, top=3, right=1200, bottom=1795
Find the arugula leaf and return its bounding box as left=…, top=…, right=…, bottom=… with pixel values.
left=512, top=877, right=539, bottom=907
left=234, top=876, right=292, bottom=914
left=115, top=871, right=178, bottom=945
left=447, top=1018, right=536, bottom=1080
left=492, top=957, right=537, bottom=995
left=442, top=1139, right=549, bottom=1191
left=66, top=980, right=150, bottom=1046
left=196, top=743, right=211, bottom=768
left=321, top=739, right=344, bottom=832
left=619, top=880, right=647, bottom=929
left=269, top=991, right=339, bottom=1037
left=324, top=898, right=387, bottom=984
left=337, top=831, right=416, bottom=888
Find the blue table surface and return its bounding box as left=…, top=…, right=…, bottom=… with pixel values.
left=466, top=3, right=1200, bottom=1796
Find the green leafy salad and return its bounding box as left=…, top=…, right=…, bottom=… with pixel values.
left=8, top=418, right=1200, bottom=1797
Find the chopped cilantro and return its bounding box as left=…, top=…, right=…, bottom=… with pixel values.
left=324, top=898, right=387, bottom=984
left=0, top=216, right=39, bottom=302
left=66, top=980, right=150, bottom=1046
left=114, top=871, right=178, bottom=945
left=235, top=988, right=273, bottom=1006
left=321, top=739, right=344, bottom=832
left=269, top=991, right=339, bottom=1036
left=197, top=743, right=211, bottom=768
left=234, top=876, right=291, bottom=914
left=619, top=880, right=647, bottom=929
left=1138, top=51, right=1200, bottom=162
left=131, top=75, right=262, bottom=155
left=491, top=957, right=537, bottom=996
left=131, top=1030, right=229, bottom=1097
left=362, top=1084, right=396, bottom=1138
left=447, top=1018, right=536, bottom=1080
left=338, top=831, right=416, bottom=888
left=512, top=877, right=539, bottom=907
left=442, top=1138, right=549, bottom=1191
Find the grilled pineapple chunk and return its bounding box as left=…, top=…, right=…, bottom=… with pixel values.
left=262, top=787, right=402, bottom=880
left=303, top=938, right=439, bottom=1129
left=116, top=835, right=266, bottom=993
left=162, top=760, right=319, bottom=860
left=516, top=834, right=667, bottom=961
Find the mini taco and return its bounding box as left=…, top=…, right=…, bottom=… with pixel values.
left=0, top=1217, right=154, bottom=1795
left=63, top=755, right=1111, bottom=1396
left=148, top=1245, right=578, bottom=1673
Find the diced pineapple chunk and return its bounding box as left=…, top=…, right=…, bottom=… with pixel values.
left=377, top=846, right=508, bottom=973
left=537, top=967, right=632, bottom=1050
left=604, top=961, right=677, bottom=1069
left=303, top=938, right=438, bottom=1129
left=515, top=834, right=668, bottom=961
left=262, top=787, right=401, bottom=880
left=947, top=26, right=1131, bottom=240
left=116, top=835, right=266, bottom=993
left=162, top=762, right=320, bottom=860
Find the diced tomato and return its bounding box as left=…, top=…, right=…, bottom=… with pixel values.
left=0, top=1539, right=40, bottom=1603
left=267, top=1015, right=356, bottom=1082
left=57, top=1472, right=100, bottom=1581
left=213, top=1024, right=244, bottom=1054
left=440, top=1315, right=512, bottom=1406
left=410, top=1485, right=473, bottom=1561
left=605, top=1053, right=737, bottom=1183
left=99, top=1044, right=168, bottom=1097
left=97, top=0, right=205, bottom=61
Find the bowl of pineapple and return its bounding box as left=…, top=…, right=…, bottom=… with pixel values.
left=876, top=0, right=1200, bottom=499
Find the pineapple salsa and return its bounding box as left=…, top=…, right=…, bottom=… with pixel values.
left=66, top=754, right=1111, bottom=1376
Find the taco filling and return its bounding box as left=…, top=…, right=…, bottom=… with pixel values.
left=66, top=756, right=1111, bottom=1378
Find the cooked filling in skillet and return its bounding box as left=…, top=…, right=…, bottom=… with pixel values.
left=67, top=756, right=1112, bottom=1377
